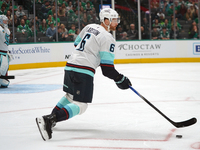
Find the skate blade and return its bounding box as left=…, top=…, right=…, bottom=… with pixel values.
left=36, top=117, right=49, bottom=141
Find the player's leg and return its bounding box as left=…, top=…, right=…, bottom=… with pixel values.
left=0, top=54, right=10, bottom=88
left=36, top=70, right=93, bottom=140
left=52, top=93, right=88, bottom=122
left=36, top=94, right=88, bottom=141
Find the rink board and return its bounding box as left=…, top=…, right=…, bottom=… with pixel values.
left=9, top=40, right=200, bottom=70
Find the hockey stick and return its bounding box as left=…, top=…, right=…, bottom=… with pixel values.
left=129, top=86, right=197, bottom=128
left=0, top=75, right=15, bottom=79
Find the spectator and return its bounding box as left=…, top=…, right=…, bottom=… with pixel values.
left=63, top=0, right=69, bottom=7
left=80, top=5, right=86, bottom=14
left=68, top=24, right=76, bottom=39
left=193, top=7, right=198, bottom=20
left=152, top=26, right=160, bottom=40
left=60, top=23, right=68, bottom=36
left=85, top=1, right=93, bottom=13
left=179, top=3, right=187, bottom=19
left=167, top=4, right=174, bottom=16
left=6, top=10, right=12, bottom=27
left=189, top=21, right=198, bottom=32
left=17, top=18, right=30, bottom=35
left=141, top=26, right=149, bottom=39
left=46, top=14, right=53, bottom=27
left=41, top=1, right=51, bottom=19
left=46, top=21, right=56, bottom=39
left=29, top=16, right=39, bottom=30
left=53, top=26, right=64, bottom=41
left=6, top=10, right=12, bottom=20
left=90, top=13, right=99, bottom=24
left=170, top=16, right=182, bottom=31
left=185, top=8, right=193, bottom=21
left=189, top=25, right=199, bottom=39
left=153, top=19, right=161, bottom=31
left=39, top=19, right=48, bottom=35
left=141, top=17, right=149, bottom=33
left=66, top=1, right=73, bottom=12
left=61, top=3, right=67, bottom=13
left=157, top=9, right=165, bottom=20
left=58, top=0, right=64, bottom=5
left=174, top=10, right=182, bottom=20
left=127, top=23, right=138, bottom=40
left=13, top=14, right=20, bottom=27
left=161, top=19, right=171, bottom=31
left=4, top=0, right=10, bottom=8
left=170, top=25, right=179, bottom=39
left=52, top=13, right=61, bottom=27
left=23, top=15, right=30, bottom=26
left=15, top=6, right=25, bottom=19
left=159, top=14, right=165, bottom=24
left=58, top=4, right=65, bottom=17
left=47, top=6, right=55, bottom=16
left=119, top=32, right=129, bottom=40
left=73, top=10, right=79, bottom=25
left=73, top=28, right=80, bottom=41
left=162, top=1, right=170, bottom=13
left=160, top=26, right=170, bottom=40
left=0, top=4, right=7, bottom=15
left=116, top=25, right=123, bottom=40
left=28, top=24, right=38, bottom=38
left=189, top=4, right=195, bottom=16
left=151, top=0, right=159, bottom=9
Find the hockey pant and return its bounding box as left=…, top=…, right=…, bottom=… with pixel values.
left=0, top=52, right=10, bottom=87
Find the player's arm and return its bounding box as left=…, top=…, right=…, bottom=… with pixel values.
left=100, top=40, right=132, bottom=90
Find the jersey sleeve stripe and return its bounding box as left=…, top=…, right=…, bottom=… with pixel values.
left=100, top=51, right=115, bottom=65
left=100, top=64, right=114, bottom=67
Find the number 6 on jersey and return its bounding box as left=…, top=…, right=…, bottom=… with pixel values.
left=76, top=33, right=91, bottom=51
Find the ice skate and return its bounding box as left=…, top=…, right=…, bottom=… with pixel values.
left=36, top=114, right=56, bottom=141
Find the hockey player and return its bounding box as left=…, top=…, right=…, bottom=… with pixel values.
left=0, top=15, right=11, bottom=88
left=36, top=8, right=132, bottom=141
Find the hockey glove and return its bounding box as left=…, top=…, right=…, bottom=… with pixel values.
left=114, top=74, right=132, bottom=90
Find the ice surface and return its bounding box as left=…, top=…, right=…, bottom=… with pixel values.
left=0, top=63, right=200, bottom=150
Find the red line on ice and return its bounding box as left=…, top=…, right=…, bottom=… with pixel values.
left=73, top=129, right=176, bottom=142
left=58, top=145, right=161, bottom=150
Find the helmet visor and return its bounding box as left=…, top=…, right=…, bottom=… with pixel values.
left=112, top=18, right=120, bottom=24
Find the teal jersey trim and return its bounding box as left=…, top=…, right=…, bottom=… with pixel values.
left=100, top=51, right=115, bottom=65
left=64, top=66, right=94, bottom=77
left=74, top=35, right=82, bottom=46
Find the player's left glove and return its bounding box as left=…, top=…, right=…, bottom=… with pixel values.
left=114, top=74, right=132, bottom=90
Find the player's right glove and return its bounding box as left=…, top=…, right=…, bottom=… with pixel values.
left=114, top=74, right=132, bottom=90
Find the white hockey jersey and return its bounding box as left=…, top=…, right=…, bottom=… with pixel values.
left=0, top=25, right=10, bottom=52
left=66, top=24, right=116, bottom=77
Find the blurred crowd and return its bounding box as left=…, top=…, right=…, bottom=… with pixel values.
left=0, top=0, right=100, bottom=42
left=116, top=0, right=199, bottom=40
left=0, top=0, right=199, bottom=43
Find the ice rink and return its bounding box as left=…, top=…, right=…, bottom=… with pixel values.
left=0, top=63, right=200, bottom=150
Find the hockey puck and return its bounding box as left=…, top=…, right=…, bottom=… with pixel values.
left=176, top=135, right=182, bottom=138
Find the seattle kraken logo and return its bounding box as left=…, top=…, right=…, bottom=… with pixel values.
left=4, top=33, right=9, bottom=46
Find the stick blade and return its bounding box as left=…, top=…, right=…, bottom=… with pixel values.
left=174, top=117, right=197, bottom=128
left=0, top=75, right=15, bottom=79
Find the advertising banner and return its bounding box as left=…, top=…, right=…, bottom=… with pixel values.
left=8, top=40, right=200, bottom=69
left=9, top=43, right=74, bottom=65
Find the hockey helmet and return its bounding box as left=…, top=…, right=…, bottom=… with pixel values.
left=99, top=8, right=120, bottom=24
left=0, top=15, right=8, bottom=28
